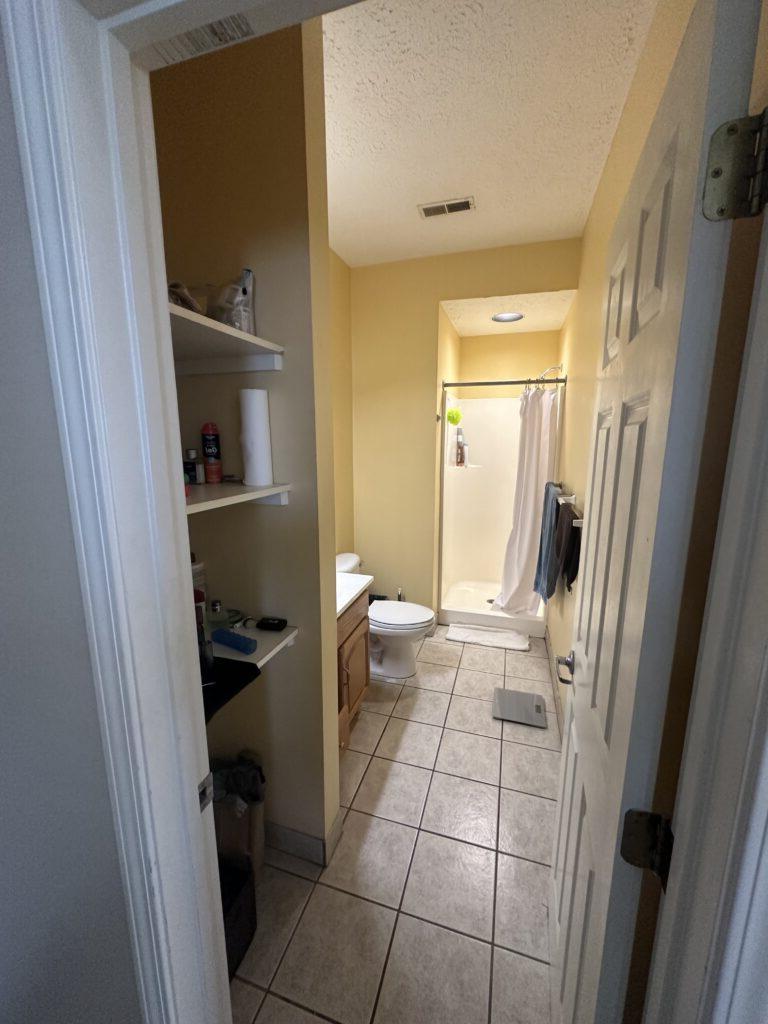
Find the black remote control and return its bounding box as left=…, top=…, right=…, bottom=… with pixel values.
left=257, top=617, right=287, bottom=631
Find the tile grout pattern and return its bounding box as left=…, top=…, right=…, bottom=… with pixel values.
left=235, top=628, right=560, bottom=1024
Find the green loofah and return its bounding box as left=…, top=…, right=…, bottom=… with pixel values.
left=446, top=407, right=462, bottom=426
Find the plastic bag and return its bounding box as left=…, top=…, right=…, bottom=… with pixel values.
left=209, top=268, right=256, bottom=335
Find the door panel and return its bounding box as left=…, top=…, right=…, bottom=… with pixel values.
left=595, top=398, right=649, bottom=745
left=549, top=0, right=760, bottom=1019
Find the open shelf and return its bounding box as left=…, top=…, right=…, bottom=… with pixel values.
left=186, top=482, right=291, bottom=514
left=169, top=303, right=284, bottom=374
left=201, top=627, right=298, bottom=721
left=213, top=625, right=299, bottom=669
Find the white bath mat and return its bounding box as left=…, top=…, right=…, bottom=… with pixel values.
left=446, top=624, right=530, bottom=651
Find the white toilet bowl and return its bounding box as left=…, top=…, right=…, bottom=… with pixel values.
left=368, top=599, right=435, bottom=679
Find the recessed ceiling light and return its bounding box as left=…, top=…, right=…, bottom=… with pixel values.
left=491, top=312, right=525, bottom=323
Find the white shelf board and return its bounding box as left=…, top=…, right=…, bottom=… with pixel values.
left=169, top=303, right=284, bottom=374
left=214, top=626, right=298, bottom=669
left=186, top=482, right=291, bottom=514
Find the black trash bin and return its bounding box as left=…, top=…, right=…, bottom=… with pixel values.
left=217, top=855, right=256, bottom=978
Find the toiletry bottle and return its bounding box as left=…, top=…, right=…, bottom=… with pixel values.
left=201, top=422, right=222, bottom=484
left=209, top=598, right=230, bottom=626
left=463, top=443, right=469, bottom=467
left=456, top=428, right=465, bottom=467
left=183, top=448, right=205, bottom=485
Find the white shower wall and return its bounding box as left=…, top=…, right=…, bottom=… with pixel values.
left=442, top=396, right=521, bottom=595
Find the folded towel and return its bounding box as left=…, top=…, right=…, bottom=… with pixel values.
left=561, top=509, right=581, bottom=591
left=533, top=482, right=561, bottom=603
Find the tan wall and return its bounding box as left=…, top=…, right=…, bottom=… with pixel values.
left=330, top=248, right=354, bottom=552
left=151, top=23, right=339, bottom=845
left=458, top=330, right=561, bottom=398
left=547, top=0, right=698, bottom=695
left=350, top=239, right=581, bottom=606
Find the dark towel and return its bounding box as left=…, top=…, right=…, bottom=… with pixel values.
left=563, top=516, right=581, bottom=590
left=555, top=504, right=581, bottom=592
left=534, top=482, right=561, bottom=603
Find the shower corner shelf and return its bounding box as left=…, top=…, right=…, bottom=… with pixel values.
left=448, top=463, right=482, bottom=469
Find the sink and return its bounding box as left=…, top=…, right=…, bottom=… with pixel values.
left=336, top=571, right=374, bottom=617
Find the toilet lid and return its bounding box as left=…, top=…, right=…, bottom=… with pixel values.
left=369, top=600, right=434, bottom=628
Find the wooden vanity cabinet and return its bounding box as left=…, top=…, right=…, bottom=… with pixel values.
left=337, top=590, right=370, bottom=748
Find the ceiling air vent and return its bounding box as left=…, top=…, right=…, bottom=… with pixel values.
left=418, top=196, right=476, bottom=219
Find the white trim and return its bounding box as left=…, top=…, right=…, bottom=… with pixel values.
left=0, top=1, right=361, bottom=1019
left=644, top=216, right=768, bottom=1019
left=0, top=2, right=226, bottom=1021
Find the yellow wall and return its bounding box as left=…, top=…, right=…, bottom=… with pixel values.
left=330, top=248, right=354, bottom=552
left=547, top=0, right=698, bottom=686
left=151, top=23, right=339, bottom=848
left=458, top=331, right=561, bottom=398
left=434, top=308, right=462, bottom=599
left=350, top=238, right=581, bottom=605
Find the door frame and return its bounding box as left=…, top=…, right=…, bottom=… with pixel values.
left=2, top=0, right=767, bottom=1021
left=0, top=2, right=353, bottom=1022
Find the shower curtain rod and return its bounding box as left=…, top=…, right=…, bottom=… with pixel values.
left=442, top=376, right=567, bottom=388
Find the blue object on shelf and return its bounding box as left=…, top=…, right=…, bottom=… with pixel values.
left=212, top=628, right=258, bottom=655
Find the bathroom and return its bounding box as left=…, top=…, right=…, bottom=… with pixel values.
left=145, top=1, right=656, bottom=1018
left=17, top=0, right=756, bottom=1021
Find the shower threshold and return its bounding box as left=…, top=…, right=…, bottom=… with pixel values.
left=440, top=579, right=546, bottom=637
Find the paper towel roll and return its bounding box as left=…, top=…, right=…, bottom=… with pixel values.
left=240, top=388, right=273, bottom=487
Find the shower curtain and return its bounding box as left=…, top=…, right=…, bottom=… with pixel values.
left=494, top=387, right=560, bottom=615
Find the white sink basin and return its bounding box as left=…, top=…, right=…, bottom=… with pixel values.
left=336, top=572, right=374, bottom=617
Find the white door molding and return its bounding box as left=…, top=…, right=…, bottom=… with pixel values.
left=644, top=215, right=768, bottom=1021
left=0, top=0, right=359, bottom=1021
left=0, top=2, right=226, bottom=1021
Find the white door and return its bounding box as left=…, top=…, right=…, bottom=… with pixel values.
left=549, top=0, right=761, bottom=1020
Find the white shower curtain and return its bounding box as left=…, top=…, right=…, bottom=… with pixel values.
left=494, top=387, right=560, bottom=615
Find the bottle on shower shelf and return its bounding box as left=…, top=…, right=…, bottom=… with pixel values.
left=456, top=427, right=466, bottom=467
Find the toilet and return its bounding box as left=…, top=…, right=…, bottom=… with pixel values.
left=368, top=599, right=435, bottom=679
left=335, top=553, right=436, bottom=680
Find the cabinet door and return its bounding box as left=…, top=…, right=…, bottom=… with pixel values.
left=341, top=617, right=370, bottom=717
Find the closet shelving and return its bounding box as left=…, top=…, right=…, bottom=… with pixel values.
left=186, top=482, right=291, bottom=514
left=214, top=625, right=299, bottom=670
left=169, top=302, right=297, bottom=685
left=169, top=303, right=284, bottom=374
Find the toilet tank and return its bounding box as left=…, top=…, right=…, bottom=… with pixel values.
left=336, top=552, right=361, bottom=573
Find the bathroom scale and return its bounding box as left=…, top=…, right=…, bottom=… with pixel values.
left=492, top=688, right=547, bottom=728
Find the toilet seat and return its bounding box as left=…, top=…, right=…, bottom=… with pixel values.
left=368, top=600, right=436, bottom=679
left=369, top=600, right=434, bottom=630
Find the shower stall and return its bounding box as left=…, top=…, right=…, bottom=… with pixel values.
left=438, top=373, right=564, bottom=636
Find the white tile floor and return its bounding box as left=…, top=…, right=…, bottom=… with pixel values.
left=233, top=632, right=560, bottom=1024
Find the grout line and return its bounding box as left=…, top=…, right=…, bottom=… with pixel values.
left=334, top=639, right=556, bottom=1021
left=488, top=723, right=504, bottom=1024
left=245, top=866, right=552, bottom=968
left=258, top=990, right=344, bottom=1023
left=491, top=938, right=551, bottom=967
left=498, top=781, right=558, bottom=802
left=366, top=681, right=450, bottom=1024
left=341, top=788, right=554, bottom=864
left=261, top=873, right=316, bottom=994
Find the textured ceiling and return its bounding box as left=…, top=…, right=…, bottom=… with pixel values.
left=442, top=290, right=576, bottom=337
left=324, top=0, right=657, bottom=266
